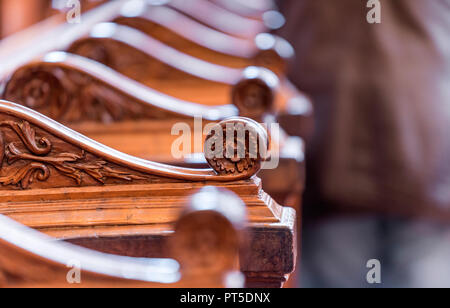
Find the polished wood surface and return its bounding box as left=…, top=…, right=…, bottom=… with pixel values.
left=113, top=3, right=291, bottom=74
left=0, top=186, right=247, bottom=288
left=0, top=100, right=296, bottom=287
left=0, top=0, right=303, bottom=288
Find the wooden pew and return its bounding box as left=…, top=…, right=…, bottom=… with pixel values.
left=0, top=1, right=302, bottom=288
left=0, top=0, right=313, bottom=140
left=65, top=23, right=312, bottom=135
left=0, top=51, right=304, bottom=212
left=113, top=2, right=291, bottom=74
left=0, top=100, right=296, bottom=287
left=0, top=185, right=247, bottom=288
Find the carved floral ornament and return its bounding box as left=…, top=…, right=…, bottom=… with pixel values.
left=0, top=120, right=145, bottom=189
left=2, top=64, right=173, bottom=124
left=204, top=118, right=269, bottom=177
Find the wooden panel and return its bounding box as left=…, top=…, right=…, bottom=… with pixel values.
left=0, top=186, right=248, bottom=288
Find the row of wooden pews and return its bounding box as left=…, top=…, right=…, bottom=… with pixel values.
left=0, top=186, right=248, bottom=288
left=0, top=0, right=311, bottom=288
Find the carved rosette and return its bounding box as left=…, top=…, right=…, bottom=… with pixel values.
left=231, top=67, right=277, bottom=121
left=3, top=69, right=69, bottom=120
left=0, top=120, right=146, bottom=189
left=2, top=64, right=173, bottom=124
left=204, top=118, right=269, bottom=178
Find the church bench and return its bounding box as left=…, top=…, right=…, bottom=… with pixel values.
left=1, top=51, right=304, bottom=211
left=0, top=100, right=296, bottom=287
left=0, top=185, right=248, bottom=288
left=66, top=24, right=312, bottom=135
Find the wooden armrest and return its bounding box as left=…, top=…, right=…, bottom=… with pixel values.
left=66, top=24, right=290, bottom=118
left=2, top=50, right=280, bottom=121
left=0, top=186, right=247, bottom=288
left=113, top=3, right=292, bottom=75
left=1, top=52, right=238, bottom=123
left=0, top=100, right=267, bottom=185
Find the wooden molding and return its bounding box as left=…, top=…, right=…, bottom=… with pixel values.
left=0, top=101, right=296, bottom=286
left=0, top=101, right=269, bottom=187
left=66, top=24, right=281, bottom=118
left=0, top=186, right=247, bottom=288
left=68, top=23, right=245, bottom=84
left=2, top=52, right=238, bottom=123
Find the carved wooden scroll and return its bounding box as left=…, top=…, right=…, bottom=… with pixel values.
left=1, top=52, right=238, bottom=124
left=0, top=100, right=268, bottom=190
left=0, top=186, right=247, bottom=288
left=0, top=101, right=296, bottom=288
left=66, top=24, right=281, bottom=119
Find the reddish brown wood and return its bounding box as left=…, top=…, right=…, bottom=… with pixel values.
left=165, top=0, right=266, bottom=39
left=65, top=25, right=302, bottom=118
left=0, top=186, right=247, bottom=288
left=0, top=1, right=303, bottom=287
left=2, top=52, right=237, bottom=122
left=0, top=101, right=297, bottom=286
left=113, top=4, right=291, bottom=74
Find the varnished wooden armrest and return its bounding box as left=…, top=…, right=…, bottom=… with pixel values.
left=65, top=24, right=298, bottom=118
left=0, top=186, right=247, bottom=288
left=1, top=52, right=238, bottom=123
left=2, top=51, right=281, bottom=121
left=0, top=100, right=296, bottom=287
left=114, top=3, right=292, bottom=75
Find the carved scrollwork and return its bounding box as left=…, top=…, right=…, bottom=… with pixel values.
left=0, top=120, right=146, bottom=189
left=0, top=121, right=51, bottom=155
left=2, top=64, right=173, bottom=124
left=204, top=118, right=269, bottom=178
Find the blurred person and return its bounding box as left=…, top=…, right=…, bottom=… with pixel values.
left=276, top=0, right=450, bottom=287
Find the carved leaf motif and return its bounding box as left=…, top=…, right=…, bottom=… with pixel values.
left=0, top=163, right=50, bottom=189
left=3, top=65, right=175, bottom=125
left=0, top=121, right=51, bottom=155
left=0, top=121, right=147, bottom=189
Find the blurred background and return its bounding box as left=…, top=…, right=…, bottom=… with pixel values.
left=1, top=0, right=450, bottom=288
